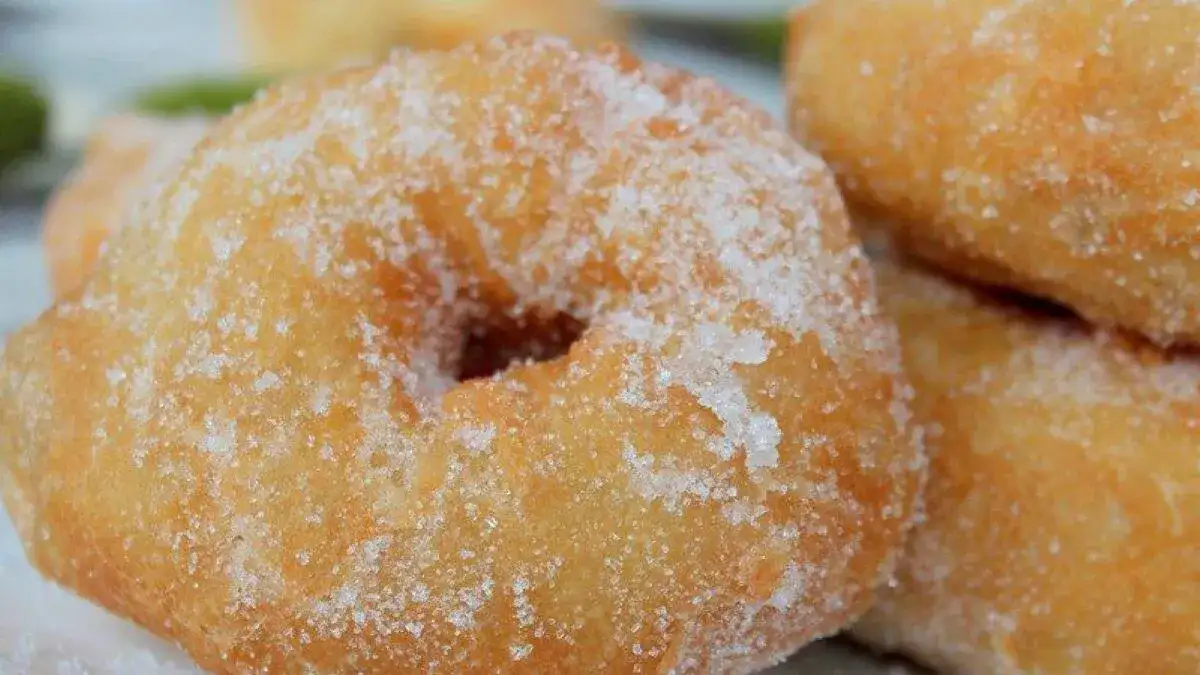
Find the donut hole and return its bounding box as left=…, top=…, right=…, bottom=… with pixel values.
left=455, top=311, right=586, bottom=381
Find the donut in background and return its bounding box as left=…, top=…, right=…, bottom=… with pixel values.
left=788, top=0, right=1200, bottom=346
left=235, top=0, right=625, bottom=72
left=860, top=255, right=1200, bottom=675
left=42, top=114, right=209, bottom=296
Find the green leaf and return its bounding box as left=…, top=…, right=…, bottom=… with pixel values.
left=728, top=20, right=787, bottom=63
left=0, top=73, right=49, bottom=172
left=132, top=75, right=274, bottom=117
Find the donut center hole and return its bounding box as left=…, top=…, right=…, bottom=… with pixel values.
left=455, top=311, right=585, bottom=381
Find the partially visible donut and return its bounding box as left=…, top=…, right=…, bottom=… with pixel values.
left=42, top=114, right=209, bottom=296
left=236, top=0, right=624, bottom=73
left=859, top=256, right=1200, bottom=675
left=787, top=0, right=1200, bottom=346
left=0, top=36, right=923, bottom=673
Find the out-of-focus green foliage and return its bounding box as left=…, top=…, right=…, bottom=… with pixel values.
left=729, top=20, right=786, bottom=63
left=0, top=73, right=49, bottom=173
left=132, top=75, right=273, bottom=117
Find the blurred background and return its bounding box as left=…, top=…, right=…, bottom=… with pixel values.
left=0, top=0, right=791, bottom=184
left=0, top=2, right=919, bottom=673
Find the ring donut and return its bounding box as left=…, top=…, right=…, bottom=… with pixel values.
left=787, top=0, right=1200, bottom=346
left=860, top=256, right=1200, bottom=674
left=0, top=36, right=923, bottom=673
left=42, top=114, right=209, bottom=296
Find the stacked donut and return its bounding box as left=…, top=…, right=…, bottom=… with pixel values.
left=788, top=1, right=1199, bottom=674
left=4, top=35, right=925, bottom=673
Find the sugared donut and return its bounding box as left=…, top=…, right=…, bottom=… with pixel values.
left=787, top=0, right=1200, bottom=346
left=42, top=114, right=209, bottom=296
left=0, top=36, right=923, bottom=673
left=857, top=255, right=1200, bottom=675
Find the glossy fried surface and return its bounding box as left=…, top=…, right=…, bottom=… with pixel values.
left=0, top=36, right=922, bottom=673
left=42, top=114, right=209, bottom=296
left=788, top=0, right=1200, bottom=346
left=857, top=258, right=1200, bottom=674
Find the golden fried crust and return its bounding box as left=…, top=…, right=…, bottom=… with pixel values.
left=788, top=0, right=1200, bottom=346
left=0, top=36, right=922, bottom=673
left=236, top=0, right=625, bottom=72
left=42, top=115, right=209, bottom=296
left=856, top=258, right=1200, bottom=674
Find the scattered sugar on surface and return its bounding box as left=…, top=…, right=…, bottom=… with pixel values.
left=621, top=442, right=723, bottom=514
left=658, top=324, right=783, bottom=470
left=198, top=414, right=237, bottom=461
left=453, top=424, right=496, bottom=455
left=767, top=563, right=811, bottom=612
left=1000, top=330, right=1200, bottom=409
left=309, top=386, right=332, bottom=416
left=508, top=643, right=533, bottom=662
left=253, top=370, right=281, bottom=393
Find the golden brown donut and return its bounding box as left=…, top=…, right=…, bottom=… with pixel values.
left=788, top=0, right=1200, bottom=346
left=856, top=256, right=1200, bottom=674
left=0, top=36, right=923, bottom=673
left=236, top=0, right=624, bottom=73
left=42, top=114, right=209, bottom=296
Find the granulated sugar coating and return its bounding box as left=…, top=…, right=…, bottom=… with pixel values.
left=0, top=35, right=923, bottom=673
left=42, top=114, right=212, bottom=297
left=788, top=0, right=1200, bottom=346
left=858, top=258, right=1200, bottom=675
